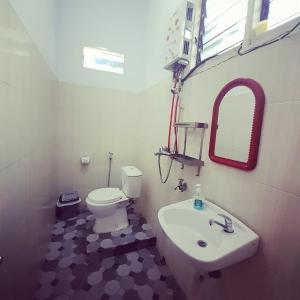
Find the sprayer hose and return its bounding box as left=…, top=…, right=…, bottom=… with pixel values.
left=158, top=155, right=173, bottom=184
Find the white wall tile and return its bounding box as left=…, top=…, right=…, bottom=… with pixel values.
left=0, top=1, right=58, bottom=299
left=56, top=82, right=140, bottom=200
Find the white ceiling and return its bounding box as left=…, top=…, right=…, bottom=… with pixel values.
left=10, top=0, right=182, bottom=92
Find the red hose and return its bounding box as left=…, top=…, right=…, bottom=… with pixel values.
left=173, top=94, right=180, bottom=153
left=167, top=79, right=177, bottom=151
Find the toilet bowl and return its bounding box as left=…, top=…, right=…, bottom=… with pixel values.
left=86, top=166, right=142, bottom=234
left=86, top=188, right=129, bottom=233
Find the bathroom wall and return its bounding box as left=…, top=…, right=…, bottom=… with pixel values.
left=0, top=1, right=58, bottom=299
left=55, top=0, right=151, bottom=199
left=135, top=31, right=300, bottom=300
left=9, top=0, right=57, bottom=73
left=56, top=82, right=140, bottom=200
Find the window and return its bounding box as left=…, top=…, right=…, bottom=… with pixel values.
left=192, top=0, right=300, bottom=69
left=83, top=47, right=124, bottom=74
left=260, top=0, right=300, bottom=30
left=197, top=0, right=249, bottom=62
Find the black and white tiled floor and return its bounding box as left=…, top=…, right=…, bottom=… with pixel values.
left=35, top=206, right=185, bottom=300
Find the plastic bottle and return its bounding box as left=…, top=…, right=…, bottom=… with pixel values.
left=193, top=184, right=205, bottom=210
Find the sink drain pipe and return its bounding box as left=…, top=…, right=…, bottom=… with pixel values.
left=209, top=270, right=222, bottom=279
left=196, top=270, right=222, bottom=282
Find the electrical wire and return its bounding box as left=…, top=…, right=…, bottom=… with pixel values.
left=182, top=54, right=218, bottom=83
left=182, top=21, right=300, bottom=84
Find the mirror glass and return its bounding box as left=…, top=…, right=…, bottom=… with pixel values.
left=215, top=86, right=255, bottom=162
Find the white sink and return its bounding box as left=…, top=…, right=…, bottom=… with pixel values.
left=158, top=199, right=259, bottom=271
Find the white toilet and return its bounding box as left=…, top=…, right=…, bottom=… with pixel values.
left=86, top=166, right=143, bottom=233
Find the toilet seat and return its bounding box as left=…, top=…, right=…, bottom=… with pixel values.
left=87, top=188, right=125, bottom=205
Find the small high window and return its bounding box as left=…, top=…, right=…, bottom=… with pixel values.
left=83, top=47, right=124, bottom=74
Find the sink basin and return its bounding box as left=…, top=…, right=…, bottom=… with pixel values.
left=158, top=199, right=259, bottom=271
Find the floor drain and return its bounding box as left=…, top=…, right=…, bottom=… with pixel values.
left=197, top=240, right=207, bottom=248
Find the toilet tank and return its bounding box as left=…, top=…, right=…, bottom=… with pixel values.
left=121, top=166, right=143, bottom=198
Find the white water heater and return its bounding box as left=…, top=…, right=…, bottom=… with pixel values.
left=164, top=0, right=195, bottom=71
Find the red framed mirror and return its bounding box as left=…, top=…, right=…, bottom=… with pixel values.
left=209, top=78, right=265, bottom=170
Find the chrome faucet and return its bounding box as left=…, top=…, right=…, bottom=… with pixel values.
left=174, top=178, right=187, bottom=192
left=209, top=214, right=234, bottom=233
left=154, top=147, right=171, bottom=157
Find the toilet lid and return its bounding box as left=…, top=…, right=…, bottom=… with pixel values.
left=87, top=188, right=123, bottom=204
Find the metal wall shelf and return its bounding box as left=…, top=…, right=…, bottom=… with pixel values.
left=174, top=121, right=208, bottom=176
left=171, top=154, right=204, bottom=167
left=175, top=122, right=208, bottom=129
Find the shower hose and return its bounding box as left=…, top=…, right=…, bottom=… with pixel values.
left=157, top=153, right=173, bottom=184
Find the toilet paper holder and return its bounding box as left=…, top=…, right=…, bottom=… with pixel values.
left=80, top=155, right=91, bottom=165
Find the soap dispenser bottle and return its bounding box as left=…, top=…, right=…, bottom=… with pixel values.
left=193, top=184, right=205, bottom=210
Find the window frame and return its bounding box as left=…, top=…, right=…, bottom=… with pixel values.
left=243, top=0, right=300, bottom=51
left=82, top=47, right=125, bottom=75
left=191, top=0, right=300, bottom=74
left=249, top=15, right=300, bottom=48
left=197, top=0, right=249, bottom=63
